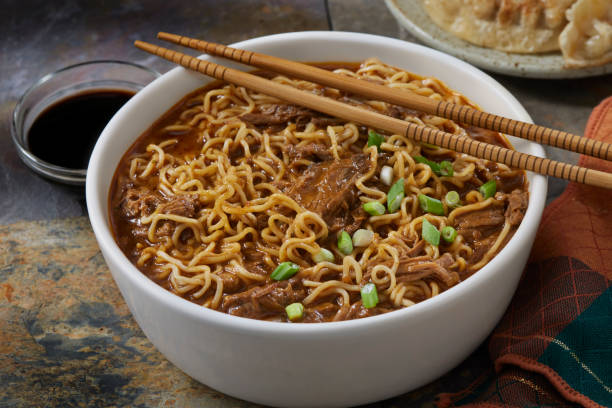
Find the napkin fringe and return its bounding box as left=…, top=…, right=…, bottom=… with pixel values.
left=494, top=354, right=605, bottom=408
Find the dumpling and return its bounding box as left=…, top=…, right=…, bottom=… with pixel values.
left=559, top=0, right=612, bottom=67
left=422, top=0, right=575, bottom=53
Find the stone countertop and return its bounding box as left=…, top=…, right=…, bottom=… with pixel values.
left=1, top=1, right=610, bottom=406
left=0, top=216, right=487, bottom=407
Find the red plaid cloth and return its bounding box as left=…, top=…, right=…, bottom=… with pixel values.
left=437, top=97, right=612, bottom=408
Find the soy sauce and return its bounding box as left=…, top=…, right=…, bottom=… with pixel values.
left=27, top=89, right=135, bottom=169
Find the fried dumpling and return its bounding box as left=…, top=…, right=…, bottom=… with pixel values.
left=559, top=0, right=612, bottom=67
left=423, top=0, right=575, bottom=53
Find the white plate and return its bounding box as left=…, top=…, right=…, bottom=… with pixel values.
left=385, top=0, right=612, bottom=79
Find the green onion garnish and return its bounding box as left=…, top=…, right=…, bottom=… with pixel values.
left=338, top=231, right=353, bottom=255
left=363, top=201, right=386, bottom=216
left=312, top=248, right=334, bottom=263
left=387, top=178, right=405, bottom=213
left=270, top=262, right=300, bottom=281
left=285, top=303, right=304, bottom=321
left=421, top=218, right=440, bottom=246
left=439, top=161, right=454, bottom=177
left=418, top=194, right=445, bottom=215
left=352, top=229, right=374, bottom=247
left=360, top=283, right=379, bottom=308
left=444, top=190, right=461, bottom=208
left=414, top=156, right=453, bottom=177
left=479, top=180, right=497, bottom=199
left=414, top=156, right=440, bottom=174
left=367, top=130, right=384, bottom=152
left=441, top=226, right=457, bottom=243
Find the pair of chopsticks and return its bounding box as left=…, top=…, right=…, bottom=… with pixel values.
left=134, top=33, right=612, bottom=189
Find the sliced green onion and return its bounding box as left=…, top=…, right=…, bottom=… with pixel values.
left=439, top=161, right=454, bottom=177
left=414, top=156, right=441, bottom=174
left=418, top=194, right=445, bottom=215
left=421, top=218, right=440, bottom=246
left=312, top=248, right=334, bottom=263
left=479, top=180, right=497, bottom=199
left=414, top=156, right=453, bottom=177
left=270, top=262, right=300, bottom=281
left=421, top=142, right=438, bottom=150
left=352, top=229, right=374, bottom=247
left=380, top=166, right=393, bottom=186
left=444, top=190, right=461, bottom=208
left=441, top=226, right=457, bottom=243
left=338, top=231, right=353, bottom=255
left=387, top=178, right=405, bottom=213
left=360, top=283, right=379, bottom=308
left=367, top=130, right=384, bottom=151
left=285, top=303, right=304, bottom=321
left=363, top=201, right=386, bottom=216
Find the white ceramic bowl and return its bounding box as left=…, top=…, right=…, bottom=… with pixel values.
left=86, top=31, right=547, bottom=408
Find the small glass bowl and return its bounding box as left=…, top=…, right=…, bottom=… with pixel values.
left=11, top=60, right=160, bottom=186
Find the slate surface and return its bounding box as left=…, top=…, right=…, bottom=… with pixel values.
left=0, top=216, right=486, bottom=407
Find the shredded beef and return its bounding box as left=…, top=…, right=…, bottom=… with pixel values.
left=241, top=104, right=313, bottom=126
left=338, top=206, right=369, bottom=235
left=284, top=154, right=372, bottom=233
left=496, top=171, right=526, bottom=193
left=243, top=249, right=269, bottom=276
left=221, top=279, right=305, bottom=319
left=404, top=239, right=426, bottom=257
left=385, top=105, right=420, bottom=120
left=367, top=253, right=458, bottom=287
left=283, top=143, right=334, bottom=162
left=344, top=302, right=395, bottom=320
left=311, top=116, right=344, bottom=128
left=505, top=189, right=528, bottom=226
left=455, top=204, right=505, bottom=242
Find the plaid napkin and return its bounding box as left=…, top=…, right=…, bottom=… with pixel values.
left=437, top=96, right=612, bottom=408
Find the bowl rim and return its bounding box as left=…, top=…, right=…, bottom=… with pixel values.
left=86, top=30, right=547, bottom=335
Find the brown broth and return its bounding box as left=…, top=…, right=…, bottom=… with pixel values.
left=108, top=63, right=526, bottom=321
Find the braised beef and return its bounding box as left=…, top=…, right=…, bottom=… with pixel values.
left=254, top=213, right=268, bottom=230
left=311, top=116, right=344, bottom=128
left=222, top=279, right=305, bottom=319
left=505, top=189, right=529, bottom=226
left=242, top=249, right=269, bottom=276
left=120, top=187, right=160, bottom=219
left=496, top=170, right=526, bottom=193
left=241, top=104, right=313, bottom=126
left=404, top=239, right=426, bottom=257
left=344, top=301, right=394, bottom=320
left=283, top=143, right=334, bottom=162
left=368, top=253, right=458, bottom=287
left=336, top=206, right=369, bottom=235
left=385, top=105, right=419, bottom=120
left=455, top=204, right=505, bottom=242
left=464, top=125, right=509, bottom=147
left=285, top=154, right=372, bottom=233
left=304, top=302, right=340, bottom=323
left=219, top=271, right=243, bottom=294
left=158, top=194, right=200, bottom=218
left=470, top=235, right=498, bottom=265
left=155, top=222, right=174, bottom=237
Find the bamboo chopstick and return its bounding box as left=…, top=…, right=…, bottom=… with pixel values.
left=157, top=31, right=612, bottom=163
left=134, top=40, right=612, bottom=190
